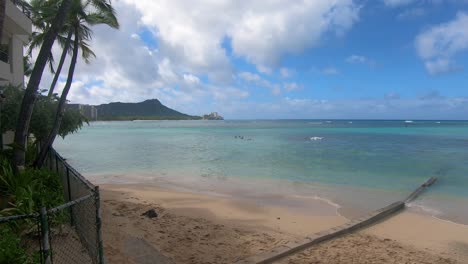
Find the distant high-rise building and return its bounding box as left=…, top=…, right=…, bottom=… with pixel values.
left=68, top=104, right=98, bottom=121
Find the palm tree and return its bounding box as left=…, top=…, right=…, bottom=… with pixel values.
left=34, top=0, right=118, bottom=168
left=28, top=0, right=99, bottom=98
left=13, top=0, right=73, bottom=170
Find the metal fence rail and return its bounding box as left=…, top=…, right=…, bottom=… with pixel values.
left=0, top=148, right=104, bottom=264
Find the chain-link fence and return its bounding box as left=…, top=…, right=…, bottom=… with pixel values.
left=0, top=148, right=104, bottom=264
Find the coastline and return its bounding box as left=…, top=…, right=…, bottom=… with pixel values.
left=86, top=170, right=468, bottom=225
left=100, top=182, right=468, bottom=263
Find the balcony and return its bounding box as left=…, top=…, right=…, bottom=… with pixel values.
left=3, top=0, right=32, bottom=37
left=10, top=0, right=31, bottom=19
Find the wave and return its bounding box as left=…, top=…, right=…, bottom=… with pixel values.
left=406, top=202, right=442, bottom=216
left=404, top=120, right=414, bottom=123
left=292, top=194, right=341, bottom=209
left=310, top=137, right=324, bottom=141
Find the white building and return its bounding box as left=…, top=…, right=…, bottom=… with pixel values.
left=1, top=0, right=32, bottom=149
left=0, top=0, right=32, bottom=87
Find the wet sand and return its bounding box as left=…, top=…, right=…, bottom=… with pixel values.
left=101, top=184, right=468, bottom=263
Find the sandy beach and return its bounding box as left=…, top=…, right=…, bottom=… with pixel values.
left=100, top=184, right=468, bottom=264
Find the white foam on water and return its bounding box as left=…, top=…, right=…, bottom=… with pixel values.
left=404, top=120, right=414, bottom=123
left=292, top=194, right=341, bottom=209
left=310, top=137, right=324, bottom=141
left=406, top=202, right=442, bottom=216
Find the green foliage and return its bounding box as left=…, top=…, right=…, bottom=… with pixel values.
left=0, top=85, right=88, bottom=142
left=0, top=226, right=32, bottom=264
left=0, top=158, right=64, bottom=216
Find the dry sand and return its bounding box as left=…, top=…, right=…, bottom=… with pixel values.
left=101, top=184, right=468, bottom=264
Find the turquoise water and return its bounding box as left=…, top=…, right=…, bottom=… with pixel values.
left=54, top=120, right=468, bottom=223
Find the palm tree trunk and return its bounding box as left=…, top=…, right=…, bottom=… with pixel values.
left=48, top=30, right=73, bottom=97
left=0, top=0, right=6, bottom=44
left=13, top=0, right=72, bottom=170
left=34, top=27, right=79, bottom=168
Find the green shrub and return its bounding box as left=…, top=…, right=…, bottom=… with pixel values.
left=0, top=85, right=88, bottom=142
left=0, top=159, right=64, bottom=216
left=0, top=226, right=32, bottom=264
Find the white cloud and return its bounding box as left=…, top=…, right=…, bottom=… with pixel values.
left=397, top=8, right=426, bottom=20
left=415, top=12, right=468, bottom=74
left=123, top=0, right=359, bottom=72
left=31, top=0, right=362, bottom=118
left=280, top=67, right=294, bottom=78
left=283, top=82, right=302, bottom=92
left=345, top=55, right=376, bottom=68
left=238, top=71, right=281, bottom=95
left=183, top=73, right=201, bottom=86
left=346, top=55, right=368, bottom=64
left=424, top=59, right=461, bottom=75
left=238, top=72, right=261, bottom=82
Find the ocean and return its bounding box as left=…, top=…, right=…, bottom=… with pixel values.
left=54, top=120, right=468, bottom=224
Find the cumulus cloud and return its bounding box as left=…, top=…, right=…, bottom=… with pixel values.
left=39, top=1, right=253, bottom=116
left=415, top=12, right=468, bottom=74
left=38, top=0, right=361, bottom=117
left=122, top=0, right=359, bottom=71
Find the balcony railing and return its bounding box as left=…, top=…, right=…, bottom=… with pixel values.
left=10, top=0, right=31, bottom=19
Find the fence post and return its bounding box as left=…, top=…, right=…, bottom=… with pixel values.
left=66, top=167, right=74, bottom=226
left=55, top=154, right=59, bottom=173
left=94, top=186, right=105, bottom=264
left=40, top=207, right=52, bottom=264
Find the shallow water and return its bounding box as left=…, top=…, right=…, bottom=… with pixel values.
left=54, top=120, right=468, bottom=224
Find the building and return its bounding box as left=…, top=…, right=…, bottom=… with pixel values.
left=0, top=0, right=32, bottom=87
left=1, top=0, right=32, bottom=149
left=202, top=112, right=224, bottom=120
left=68, top=104, right=98, bottom=121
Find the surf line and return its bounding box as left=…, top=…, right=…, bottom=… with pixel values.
left=238, top=177, right=437, bottom=264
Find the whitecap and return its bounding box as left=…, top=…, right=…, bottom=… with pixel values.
left=310, top=137, right=324, bottom=141
left=404, top=120, right=414, bottom=123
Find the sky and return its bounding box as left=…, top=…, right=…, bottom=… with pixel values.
left=42, top=0, right=468, bottom=119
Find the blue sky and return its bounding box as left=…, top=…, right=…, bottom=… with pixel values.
left=48, top=0, right=468, bottom=119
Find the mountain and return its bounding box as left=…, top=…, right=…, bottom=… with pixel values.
left=96, top=99, right=201, bottom=120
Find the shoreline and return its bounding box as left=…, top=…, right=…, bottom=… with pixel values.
left=100, top=183, right=468, bottom=263
left=85, top=170, right=468, bottom=225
